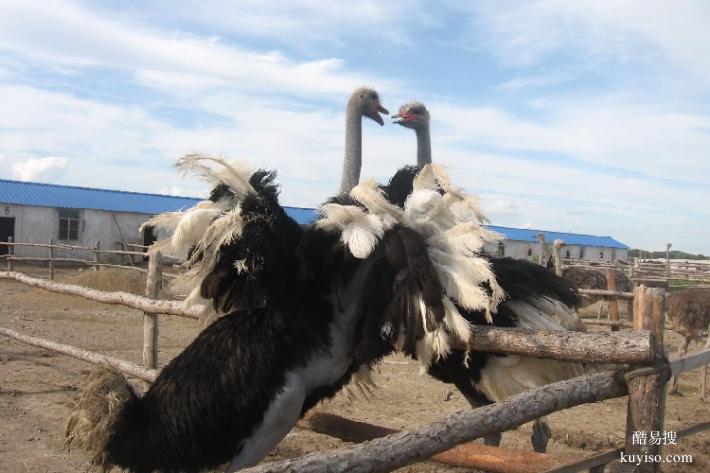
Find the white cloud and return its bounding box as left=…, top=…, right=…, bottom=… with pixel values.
left=138, top=0, right=437, bottom=48
left=430, top=97, right=710, bottom=184
left=12, top=157, right=68, bottom=182
left=481, top=196, right=521, bottom=218
left=159, top=185, right=192, bottom=197
left=0, top=0, right=399, bottom=97
left=468, top=0, right=710, bottom=85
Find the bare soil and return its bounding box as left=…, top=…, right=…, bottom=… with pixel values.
left=1, top=266, right=708, bottom=472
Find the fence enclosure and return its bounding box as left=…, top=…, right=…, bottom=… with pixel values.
left=0, top=246, right=709, bottom=473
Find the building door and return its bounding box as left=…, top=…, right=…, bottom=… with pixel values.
left=0, top=217, right=15, bottom=255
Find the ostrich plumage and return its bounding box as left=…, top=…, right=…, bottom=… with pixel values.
left=667, top=287, right=710, bottom=393
left=66, top=149, right=507, bottom=471
left=392, top=100, right=602, bottom=452
left=64, top=91, right=604, bottom=471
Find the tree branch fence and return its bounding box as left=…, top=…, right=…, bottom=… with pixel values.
left=0, top=249, right=708, bottom=472
left=0, top=239, right=179, bottom=279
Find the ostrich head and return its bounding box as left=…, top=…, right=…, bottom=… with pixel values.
left=392, top=101, right=430, bottom=129
left=348, top=87, right=389, bottom=125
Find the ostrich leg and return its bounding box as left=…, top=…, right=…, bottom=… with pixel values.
left=460, top=384, right=551, bottom=451
left=531, top=417, right=552, bottom=453
left=455, top=382, right=502, bottom=446
left=670, top=336, right=691, bottom=394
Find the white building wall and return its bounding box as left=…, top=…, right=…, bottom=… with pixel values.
left=1, top=203, right=150, bottom=259
left=484, top=239, right=627, bottom=262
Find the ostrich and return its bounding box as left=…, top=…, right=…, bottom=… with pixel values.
left=339, top=87, right=388, bottom=195
left=562, top=266, right=633, bottom=318
left=667, top=288, right=710, bottom=394
left=393, top=101, right=594, bottom=453
left=140, top=87, right=389, bottom=324
left=66, top=155, right=506, bottom=472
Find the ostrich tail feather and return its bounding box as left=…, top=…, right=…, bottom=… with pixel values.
left=65, top=368, right=137, bottom=469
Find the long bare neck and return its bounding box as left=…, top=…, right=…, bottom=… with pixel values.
left=415, top=123, right=432, bottom=168
left=339, top=104, right=362, bottom=195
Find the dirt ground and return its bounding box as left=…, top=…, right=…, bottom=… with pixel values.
left=0, top=265, right=708, bottom=472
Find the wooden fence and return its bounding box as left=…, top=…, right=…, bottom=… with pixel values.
left=0, top=260, right=709, bottom=472
left=0, top=238, right=178, bottom=279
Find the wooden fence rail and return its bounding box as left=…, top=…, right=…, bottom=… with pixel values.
left=0, top=326, right=157, bottom=382
left=2, top=260, right=709, bottom=472
left=0, top=270, right=199, bottom=319
left=0, top=239, right=153, bottom=280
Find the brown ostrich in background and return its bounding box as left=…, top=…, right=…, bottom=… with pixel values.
left=667, top=288, right=710, bottom=394
left=562, top=266, right=633, bottom=317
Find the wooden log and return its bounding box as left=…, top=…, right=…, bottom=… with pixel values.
left=701, top=331, right=709, bottom=399
left=607, top=268, right=619, bottom=332
left=7, top=236, right=12, bottom=271
left=0, top=326, right=157, bottom=382
left=624, top=285, right=668, bottom=473
left=0, top=270, right=199, bottom=319
left=580, top=319, right=633, bottom=328
left=48, top=237, right=55, bottom=280
left=2, top=256, right=95, bottom=264
left=578, top=289, right=634, bottom=300
left=93, top=241, right=100, bottom=271
left=241, top=370, right=629, bottom=473
left=666, top=243, right=672, bottom=279
left=553, top=239, right=564, bottom=277
left=297, top=413, right=579, bottom=473
left=0, top=240, right=145, bottom=256
left=143, top=252, right=162, bottom=382
left=537, top=233, right=546, bottom=266
left=669, top=348, right=710, bottom=376
left=464, top=326, right=654, bottom=364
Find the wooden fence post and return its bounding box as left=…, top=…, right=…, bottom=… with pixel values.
left=143, top=251, right=162, bottom=386
left=607, top=268, right=619, bottom=332
left=93, top=241, right=100, bottom=271
left=665, top=243, right=672, bottom=280
left=537, top=233, right=546, bottom=266
left=48, top=238, right=55, bottom=280
left=622, top=285, right=668, bottom=473
left=700, top=327, right=710, bottom=400
left=553, top=239, right=564, bottom=277
left=6, top=236, right=13, bottom=271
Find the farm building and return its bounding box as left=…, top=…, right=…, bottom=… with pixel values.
left=483, top=225, right=629, bottom=262
left=0, top=179, right=313, bottom=258
left=0, top=178, right=628, bottom=262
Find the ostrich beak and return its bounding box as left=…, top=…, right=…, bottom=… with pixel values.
left=392, top=112, right=415, bottom=125
left=364, top=102, right=389, bottom=126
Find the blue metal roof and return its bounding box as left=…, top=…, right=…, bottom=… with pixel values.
left=0, top=178, right=318, bottom=224
left=0, top=179, right=201, bottom=215
left=284, top=206, right=318, bottom=225
left=485, top=225, right=629, bottom=249
left=0, top=179, right=627, bottom=246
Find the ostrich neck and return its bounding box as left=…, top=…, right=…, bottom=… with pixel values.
left=339, top=106, right=362, bottom=195
left=415, top=124, right=432, bottom=168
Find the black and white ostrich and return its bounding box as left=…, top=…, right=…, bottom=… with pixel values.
left=141, top=87, right=388, bottom=325
left=392, top=101, right=593, bottom=452
left=65, top=153, right=506, bottom=472
left=64, top=90, right=495, bottom=472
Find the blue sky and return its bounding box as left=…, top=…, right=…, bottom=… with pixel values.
left=1, top=1, right=709, bottom=253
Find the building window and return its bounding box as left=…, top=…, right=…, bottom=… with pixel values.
left=566, top=250, right=571, bottom=259
left=600, top=251, right=604, bottom=260
left=58, top=209, right=80, bottom=241
left=497, top=242, right=505, bottom=257
left=527, top=246, right=532, bottom=257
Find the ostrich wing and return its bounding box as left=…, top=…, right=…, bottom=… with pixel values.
left=147, top=155, right=304, bottom=322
